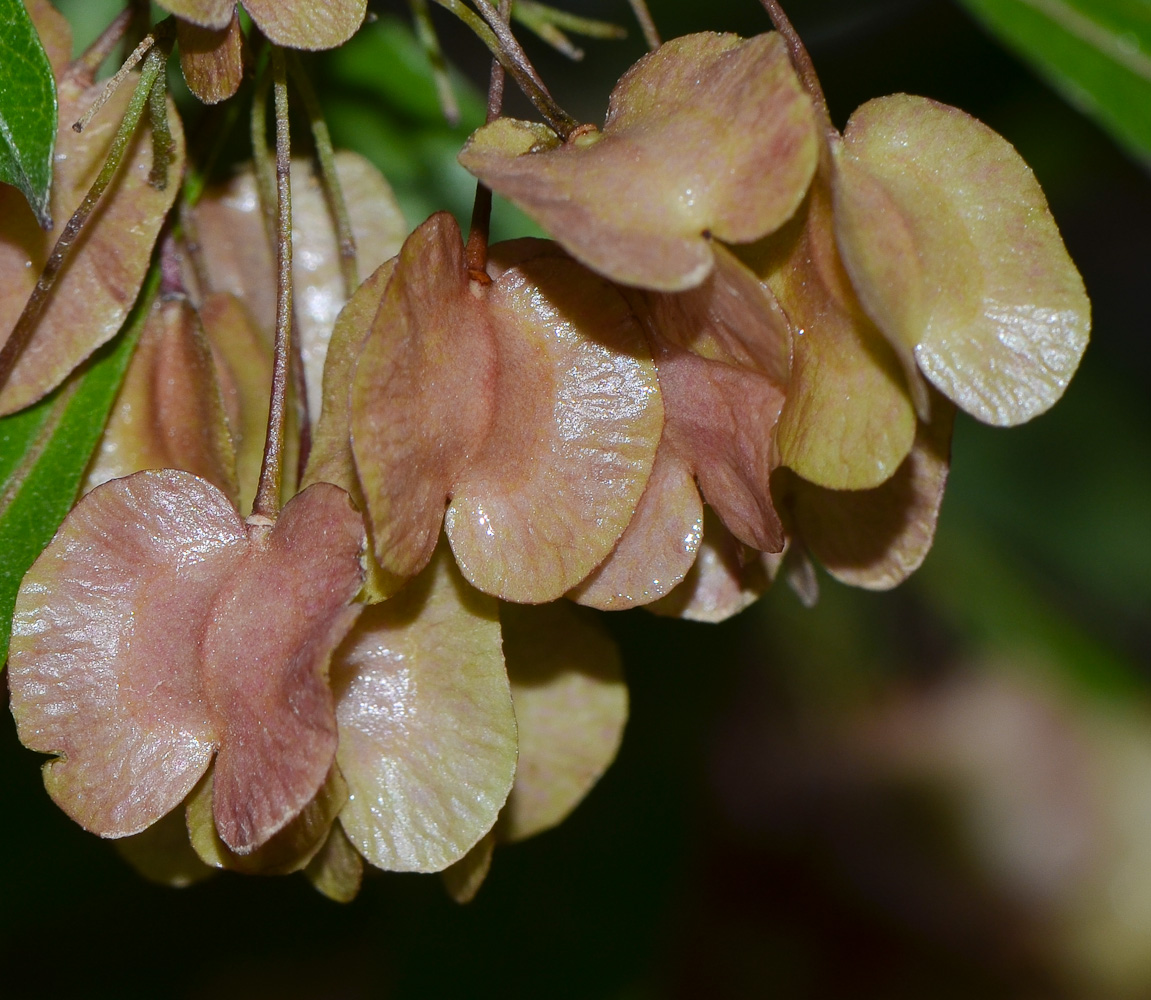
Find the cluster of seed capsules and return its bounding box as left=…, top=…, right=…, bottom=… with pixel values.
left=336, top=28, right=1089, bottom=616
left=2, top=8, right=1088, bottom=901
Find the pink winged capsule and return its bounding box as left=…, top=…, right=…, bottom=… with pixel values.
left=9, top=471, right=365, bottom=854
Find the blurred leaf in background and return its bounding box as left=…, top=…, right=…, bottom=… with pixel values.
left=318, top=14, right=541, bottom=239
left=956, top=0, right=1151, bottom=162
left=51, top=0, right=122, bottom=55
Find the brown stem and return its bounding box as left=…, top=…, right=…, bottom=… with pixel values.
left=0, top=47, right=166, bottom=396
left=250, top=50, right=311, bottom=496
left=463, top=183, right=494, bottom=283
left=485, top=2, right=512, bottom=120
left=471, top=0, right=545, bottom=88
left=288, top=53, right=359, bottom=298
left=758, top=0, right=835, bottom=137
left=627, top=0, right=661, bottom=51
left=465, top=0, right=512, bottom=279
left=472, top=0, right=576, bottom=131
left=69, top=6, right=135, bottom=85
left=252, top=49, right=294, bottom=521
left=431, top=0, right=578, bottom=138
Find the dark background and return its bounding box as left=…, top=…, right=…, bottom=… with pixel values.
left=3, top=1, right=1150, bottom=996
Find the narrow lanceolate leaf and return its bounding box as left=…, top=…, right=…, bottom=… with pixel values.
left=0, top=0, right=57, bottom=227
left=0, top=265, right=158, bottom=666
left=957, top=0, right=1151, bottom=163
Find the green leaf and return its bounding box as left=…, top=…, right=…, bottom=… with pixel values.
left=916, top=513, right=1143, bottom=703
left=0, top=0, right=58, bottom=228
left=328, top=15, right=486, bottom=128
left=0, top=263, right=159, bottom=666
left=957, top=0, right=1151, bottom=162
left=324, top=17, right=543, bottom=242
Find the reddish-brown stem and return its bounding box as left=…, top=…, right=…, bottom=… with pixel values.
left=0, top=46, right=167, bottom=396
left=252, top=48, right=293, bottom=521
left=627, top=0, right=661, bottom=51
left=464, top=193, right=494, bottom=282
left=433, top=0, right=577, bottom=138
left=465, top=0, right=512, bottom=279
left=759, top=0, right=835, bottom=138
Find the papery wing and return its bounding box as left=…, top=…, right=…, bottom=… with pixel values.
left=334, top=546, right=516, bottom=872
left=203, top=482, right=365, bottom=854
left=9, top=471, right=244, bottom=836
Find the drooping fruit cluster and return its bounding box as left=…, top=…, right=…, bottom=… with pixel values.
left=420, top=24, right=1085, bottom=615
left=0, top=0, right=1088, bottom=901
